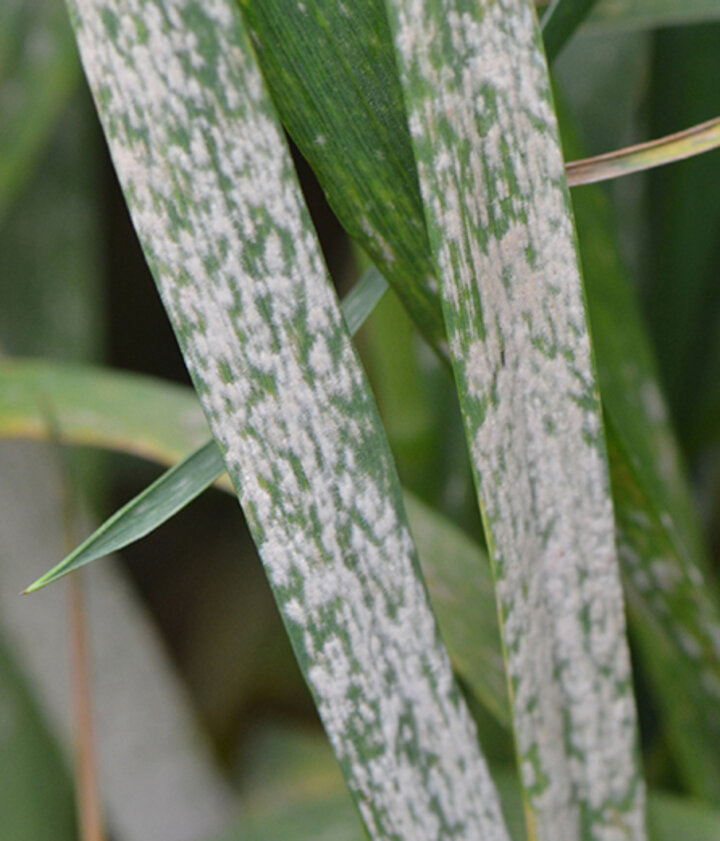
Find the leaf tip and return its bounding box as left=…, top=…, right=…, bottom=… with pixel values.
left=22, top=571, right=56, bottom=595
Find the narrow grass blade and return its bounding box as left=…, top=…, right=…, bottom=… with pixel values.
left=566, top=116, right=720, bottom=187
left=67, top=2, right=510, bottom=839
left=385, top=2, right=645, bottom=840
left=541, top=0, right=600, bottom=62
left=336, top=266, right=388, bottom=336
left=24, top=267, right=388, bottom=594
left=24, top=441, right=222, bottom=593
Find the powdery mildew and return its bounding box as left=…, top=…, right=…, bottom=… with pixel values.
left=607, top=358, right=720, bottom=713
left=386, top=1, right=646, bottom=840
left=66, top=0, right=510, bottom=838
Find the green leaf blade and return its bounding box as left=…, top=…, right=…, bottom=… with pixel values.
left=541, top=0, right=600, bottom=62
left=24, top=267, right=388, bottom=594
left=14, top=359, right=510, bottom=730
left=239, top=0, right=447, bottom=353
left=557, top=91, right=720, bottom=800
left=67, top=1, right=510, bottom=838
left=234, top=7, right=720, bottom=792
left=385, top=1, right=646, bottom=839
left=0, top=357, right=212, bottom=464
left=23, top=440, right=223, bottom=593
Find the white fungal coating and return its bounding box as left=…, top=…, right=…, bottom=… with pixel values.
left=386, top=1, right=646, bottom=840
left=67, top=0, right=510, bottom=838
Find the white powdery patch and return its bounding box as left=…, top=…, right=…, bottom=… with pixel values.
left=68, top=0, right=509, bottom=839
left=621, top=496, right=720, bottom=669
left=387, top=1, right=646, bottom=840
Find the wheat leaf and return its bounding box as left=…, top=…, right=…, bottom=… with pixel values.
left=23, top=440, right=222, bottom=594
left=24, top=267, right=389, bottom=593
left=5, top=357, right=508, bottom=725
left=239, top=0, right=445, bottom=353
left=218, top=720, right=720, bottom=841
left=558, top=92, right=720, bottom=798
left=384, top=1, right=646, bottom=839
left=64, top=1, right=510, bottom=838
left=566, top=117, right=720, bottom=186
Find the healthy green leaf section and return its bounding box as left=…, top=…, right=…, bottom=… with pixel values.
left=24, top=440, right=221, bottom=593
left=385, top=2, right=645, bottom=840
left=541, top=0, right=600, bottom=62
left=67, top=2, right=509, bottom=839
left=336, top=266, right=389, bottom=336
left=0, top=0, right=81, bottom=221
left=14, top=358, right=510, bottom=729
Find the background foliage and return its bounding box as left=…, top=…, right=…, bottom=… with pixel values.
left=1, top=1, right=720, bottom=840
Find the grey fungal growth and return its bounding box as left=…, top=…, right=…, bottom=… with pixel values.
left=386, top=1, right=646, bottom=840
left=66, top=0, right=510, bottom=838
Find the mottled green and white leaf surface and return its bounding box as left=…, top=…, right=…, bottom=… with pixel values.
left=239, top=0, right=445, bottom=352
left=237, top=3, right=718, bottom=759
left=219, top=721, right=720, bottom=841
left=66, top=2, right=509, bottom=839
left=6, top=359, right=510, bottom=730
left=25, top=266, right=390, bottom=593
left=385, top=2, right=645, bottom=840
